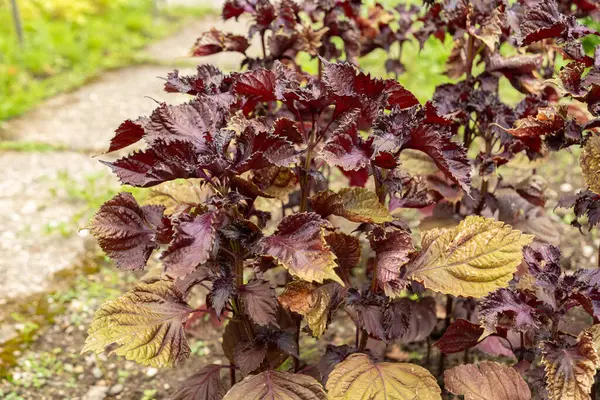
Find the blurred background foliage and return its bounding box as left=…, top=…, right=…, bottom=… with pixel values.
left=0, top=0, right=212, bottom=121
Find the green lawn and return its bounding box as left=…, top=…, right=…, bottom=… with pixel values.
left=0, top=0, right=213, bottom=122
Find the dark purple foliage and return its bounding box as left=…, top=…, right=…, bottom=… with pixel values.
left=86, top=0, right=600, bottom=398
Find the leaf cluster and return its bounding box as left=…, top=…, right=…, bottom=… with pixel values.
left=82, top=1, right=600, bottom=399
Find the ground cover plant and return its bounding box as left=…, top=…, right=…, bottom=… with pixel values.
left=0, top=0, right=213, bottom=121
left=83, top=0, right=600, bottom=398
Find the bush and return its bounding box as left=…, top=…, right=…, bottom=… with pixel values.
left=83, top=1, right=600, bottom=399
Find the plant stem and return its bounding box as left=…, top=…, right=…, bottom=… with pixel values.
left=463, top=124, right=472, bottom=151
left=519, top=331, right=524, bottom=362
left=474, top=135, right=493, bottom=215
left=474, top=179, right=488, bottom=214
left=10, top=0, right=24, bottom=47
left=465, top=35, right=475, bottom=78
left=551, top=318, right=559, bottom=340
left=426, top=337, right=431, bottom=365
left=230, top=367, right=236, bottom=387
left=260, top=30, right=267, bottom=61
left=455, top=123, right=473, bottom=215
left=296, top=127, right=316, bottom=369
left=372, top=163, right=386, bottom=204
left=395, top=42, right=403, bottom=79
left=370, top=161, right=386, bottom=293
left=362, top=164, right=387, bottom=348
left=358, top=330, right=369, bottom=351
left=299, top=129, right=316, bottom=213
left=232, top=241, right=254, bottom=341
left=438, top=295, right=454, bottom=376
left=318, top=57, right=323, bottom=79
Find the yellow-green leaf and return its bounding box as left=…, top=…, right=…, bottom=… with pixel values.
left=251, top=166, right=298, bottom=198
left=145, top=178, right=207, bottom=215
left=585, top=324, right=600, bottom=354
left=326, top=353, right=441, bottom=400
left=224, top=370, right=327, bottom=400
left=399, top=149, right=439, bottom=176
left=580, top=133, right=600, bottom=195
left=278, top=281, right=340, bottom=338
left=471, top=8, right=503, bottom=51
left=82, top=280, right=192, bottom=368
left=542, top=328, right=600, bottom=400
left=310, top=188, right=393, bottom=224
left=406, top=216, right=534, bottom=298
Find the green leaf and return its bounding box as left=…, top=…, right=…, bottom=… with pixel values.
left=310, top=188, right=393, bottom=224
left=405, top=216, right=534, bottom=298
left=224, top=370, right=327, bottom=400
left=326, top=353, right=441, bottom=400
left=82, top=280, right=192, bottom=368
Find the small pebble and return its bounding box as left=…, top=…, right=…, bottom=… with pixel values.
left=82, top=385, right=108, bottom=400
left=560, top=183, right=573, bottom=192
left=146, top=367, right=159, bottom=378
left=92, top=366, right=103, bottom=379
left=109, top=384, right=124, bottom=395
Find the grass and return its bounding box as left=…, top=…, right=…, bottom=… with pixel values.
left=0, top=140, right=68, bottom=152
left=0, top=0, right=215, bottom=122
left=43, top=169, right=148, bottom=236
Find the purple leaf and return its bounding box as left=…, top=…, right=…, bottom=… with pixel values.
left=399, top=297, right=437, bottom=343
left=320, top=110, right=370, bottom=171
left=192, top=29, right=249, bottom=56
left=259, top=213, right=342, bottom=284
left=239, top=279, right=279, bottom=327
left=373, top=106, right=471, bottom=191
left=107, top=118, right=148, bottom=153
left=368, top=227, right=414, bottom=296
left=518, top=0, right=599, bottom=46
left=89, top=193, right=171, bottom=271
left=210, top=275, right=234, bottom=317
left=480, top=288, right=541, bottom=333
left=234, top=340, right=267, bottom=376
left=172, top=364, right=225, bottom=400
left=434, top=319, right=485, bottom=354
left=318, top=345, right=356, bottom=384
left=102, top=140, right=202, bottom=188
left=162, top=212, right=218, bottom=278
left=145, top=99, right=226, bottom=148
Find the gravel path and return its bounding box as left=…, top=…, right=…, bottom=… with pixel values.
left=0, top=13, right=251, bottom=303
